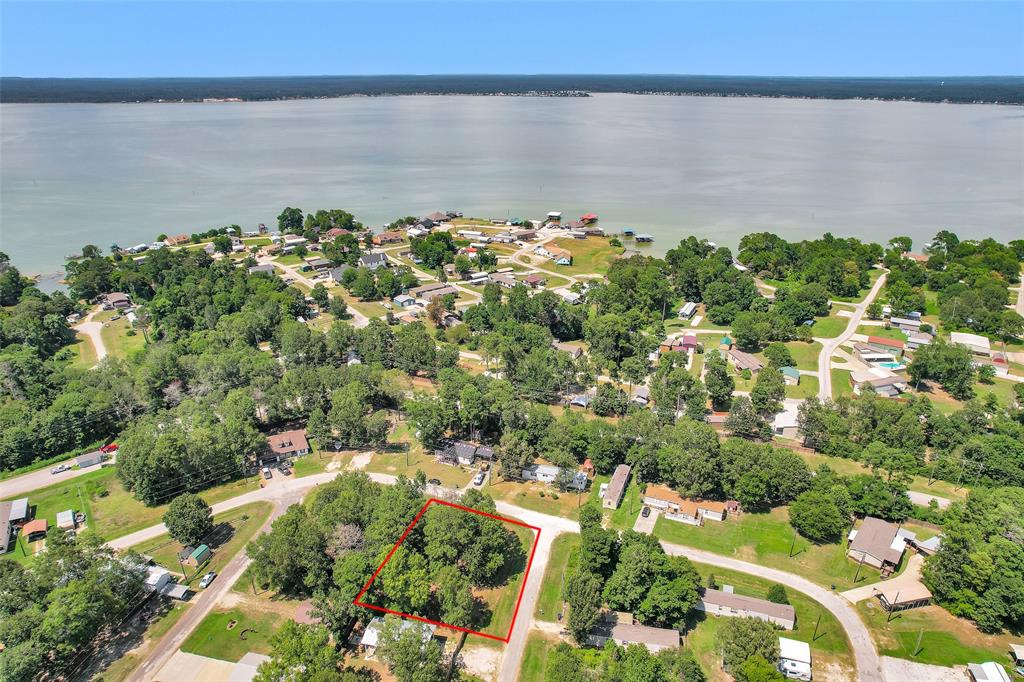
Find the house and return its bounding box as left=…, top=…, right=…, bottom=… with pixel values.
left=436, top=441, right=493, bottom=466
left=696, top=588, right=796, bottom=629
left=359, top=616, right=436, bottom=656
left=164, top=234, right=191, bottom=247
left=642, top=485, right=728, bottom=526
left=546, top=211, right=562, bottom=221
left=778, top=637, right=812, bottom=681
left=588, top=612, right=679, bottom=653
left=424, top=211, right=448, bottom=223
left=580, top=458, right=596, bottom=477
left=853, top=344, right=897, bottom=365
left=548, top=247, right=573, bottom=265
left=966, top=662, right=1011, bottom=682
left=950, top=331, right=992, bottom=356
left=912, top=534, right=942, bottom=555
left=603, top=465, right=632, bottom=510
left=632, top=386, right=650, bottom=406
left=359, top=253, right=389, bottom=270
left=569, top=393, right=593, bottom=409
left=0, top=501, right=17, bottom=554
left=490, top=273, right=518, bottom=289
left=265, top=429, right=310, bottom=463
left=728, top=348, right=763, bottom=374
left=440, top=313, right=462, bottom=329
left=524, top=273, right=547, bottom=288
left=906, top=333, right=933, bottom=350
left=102, top=292, right=132, bottom=310
left=779, top=366, right=801, bottom=386
left=876, top=580, right=932, bottom=612
left=145, top=565, right=172, bottom=592
left=281, top=234, right=308, bottom=247
left=305, top=257, right=333, bottom=271
left=329, top=265, right=351, bottom=283
left=557, top=290, right=582, bottom=305
left=521, top=464, right=587, bottom=491
left=773, top=402, right=801, bottom=438
left=553, top=342, right=583, bottom=359
left=889, top=316, right=922, bottom=333
left=458, top=229, right=485, bottom=240
left=76, top=450, right=105, bottom=468
left=635, top=233, right=654, bottom=243
left=407, top=227, right=430, bottom=239
left=866, top=336, right=905, bottom=355
left=248, top=264, right=276, bottom=276
left=184, top=544, right=212, bottom=567
left=847, top=516, right=908, bottom=573
left=468, top=271, right=490, bottom=285
left=323, top=227, right=350, bottom=239
left=409, top=282, right=449, bottom=298
left=56, top=509, right=75, bottom=530
left=260, top=243, right=282, bottom=257
left=678, top=302, right=698, bottom=319
left=419, top=286, right=459, bottom=302
left=851, top=370, right=907, bottom=398
left=512, top=229, right=538, bottom=241
left=393, top=294, right=416, bottom=308
left=371, top=231, right=405, bottom=246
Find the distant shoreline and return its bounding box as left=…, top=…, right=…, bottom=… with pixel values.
left=3, top=74, right=1022, bottom=105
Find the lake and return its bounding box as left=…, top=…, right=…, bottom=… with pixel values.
left=2, top=94, right=1022, bottom=276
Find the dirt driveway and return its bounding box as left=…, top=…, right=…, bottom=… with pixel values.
left=632, top=508, right=657, bottom=534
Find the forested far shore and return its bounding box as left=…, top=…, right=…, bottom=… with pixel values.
left=2, top=74, right=1023, bottom=104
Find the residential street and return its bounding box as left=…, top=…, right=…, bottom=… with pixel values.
left=259, top=257, right=370, bottom=328
left=107, top=470, right=885, bottom=682
left=816, top=271, right=888, bottom=400
left=1, top=459, right=104, bottom=498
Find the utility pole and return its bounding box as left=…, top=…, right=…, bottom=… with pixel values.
left=789, top=532, right=798, bottom=558
left=887, top=593, right=900, bottom=623
left=854, top=553, right=866, bottom=583
left=812, top=612, right=822, bottom=641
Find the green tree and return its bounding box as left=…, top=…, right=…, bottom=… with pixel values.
left=716, top=617, right=781, bottom=675
left=788, top=489, right=849, bottom=542
left=374, top=615, right=446, bottom=682
left=311, top=283, right=330, bottom=309
left=565, top=570, right=603, bottom=644
left=163, top=493, right=213, bottom=546
left=704, top=352, right=735, bottom=411
left=278, top=207, right=304, bottom=232
left=766, top=583, right=789, bottom=604
left=762, top=343, right=794, bottom=368
left=254, top=622, right=348, bottom=682
left=750, top=367, right=785, bottom=414
left=545, top=643, right=589, bottom=682
left=735, top=654, right=785, bottom=682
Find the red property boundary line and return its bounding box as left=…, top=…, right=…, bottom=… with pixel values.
left=353, top=497, right=542, bottom=643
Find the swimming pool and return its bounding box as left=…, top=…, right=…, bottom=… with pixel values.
left=879, top=362, right=903, bottom=370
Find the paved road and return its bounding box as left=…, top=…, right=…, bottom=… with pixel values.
left=907, top=490, right=952, bottom=510
left=120, top=470, right=885, bottom=682
left=1, top=460, right=108, bottom=499
left=816, top=271, right=888, bottom=400
left=73, top=307, right=108, bottom=364
left=661, top=541, right=884, bottom=682
left=841, top=554, right=927, bottom=604
left=260, top=257, right=370, bottom=328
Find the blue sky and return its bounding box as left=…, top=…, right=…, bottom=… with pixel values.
left=2, top=1, right=1022, bottom=78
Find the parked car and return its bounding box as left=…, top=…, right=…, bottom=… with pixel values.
left=99, top=443, right=119, bottom=454
left=199, top=571, right=217, bottom=588
left=427, top=478, right=441, bottom=486
left=277, top=464, right=292, bottom=476
left=262, top=467, right=272, bottom=480
left=50, top=464, right=70, bottom=475
left=641, top=507, right=652, bottom=518
left=473, top=471, right=486, bottom=486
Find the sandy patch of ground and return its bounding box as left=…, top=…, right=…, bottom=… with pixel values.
left=348, top=453, right=373, bottom=470
left=881, top=656, right=964, bottom=682
left=460, top=644, right=501, bottom=681
left=326, top=459, right=344, bottom=471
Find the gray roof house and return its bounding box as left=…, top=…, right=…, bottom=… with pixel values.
left=359, top=253, right=389, bottom=270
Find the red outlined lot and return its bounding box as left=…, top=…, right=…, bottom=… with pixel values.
left=353, top=497, right=541, bottom=642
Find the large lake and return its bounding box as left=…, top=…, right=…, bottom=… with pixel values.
left=2, top=94, right=1022, bottom=275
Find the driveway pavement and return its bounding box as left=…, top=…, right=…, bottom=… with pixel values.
left=817, top=271, right=888, bottom=400
left=841, top=554, right=929, bottom=604
left=73, top=307, right=108, bottom=364
left=632, top=508, right=658, bottom=534
left=2, top=459, right=105, bottom=499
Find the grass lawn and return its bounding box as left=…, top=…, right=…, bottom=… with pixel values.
left=785, top=375, right=819, bottom=399
left=520, top=632, right=558, bottom=682
left=916, top=376, right=1021, bottom=414
left=100, top=316, right=145, bottom=359
left=273, top=254, right=304, bottom=265
left=784, top=341, right=823, bottom=371
left=2, top=466, right=261, bottom=545
left=537, top=274, right=573, bottom=289
left=654, top=507, right=878, bottom=590
left=489, top=479, right=592, bottom=521
left=831, top=368, right=854, bottom=398
left=476, top=523, right=537, bottom=638
left=331, top=287, right=389, bottom=318
left=856, top=601, right=1017, bottom=668
left=688, top=351, right=706, bottom=379
left=364, top=451, right=474, bottom=488
left=535, top=533, right=580, bottom=621
left=67, top=333, right=98, bottom=369
left=547, top=237, right=624, bottom=276
left=241, top=237, right=272, bottom=247
left=856, top=325, right=905, bottom=341
left=181, top=607, right=285, bottom=661
left=129, top=502, right=272, bottom=583
left=810, top=314, right=848, bottom=339
left=607, top=479, right=645, bottom=530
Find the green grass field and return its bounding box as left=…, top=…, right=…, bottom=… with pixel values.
left=66, top=333, right=98, bottom=369
left=856, top=325, right=906, bottom=341
left=129, top=502, right=272, bottom=582
left=181, top=607, right=285, bottom=661
left=100, top=317, right=145, bottom=359
left=831, top=368, right=854, bottom=398
left=546, top=237, right=624, bottom=276
left=785, top=374, right=819, bottom=399
left=477, top=523, right=537, bottom=638
left=688, top=351, right=705, bottom=379
left=535, top=533, right=579, bottom=621
left=520, top=632, right=558, bottom=682
left=784, top=341, right=823, bottom=371
left=809, top=314, right=848, bottom=339
left=856, top=601, right=1017, bottom=668
left=654, top=507, right=877, bottom=590
left=273, top=254, right=304, bottom=265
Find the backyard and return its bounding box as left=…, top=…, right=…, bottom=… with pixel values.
left=545, top=237, right=624, bottom=276
left=180, top=607, right=286, bottom=661
left=97, top=312, right=146, bottom=359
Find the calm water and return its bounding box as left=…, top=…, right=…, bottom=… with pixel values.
left=2, top=94, right=1022, bottom=275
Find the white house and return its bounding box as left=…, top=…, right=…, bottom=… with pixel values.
left=360, top=617, right=435, bottom=657
left=951, top=332, right=992, bottom=356
left=521, top=464, right=587, bottom=491
left=778, top=637, right=812, bottom=681
left=145, top=565, right=172, bottom=592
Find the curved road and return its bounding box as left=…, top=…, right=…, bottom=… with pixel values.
left=816, top=271, right=888, bottom=400
left=73, top=307, right=108, bottom=364
left=116, top=472, right=884, bottom=682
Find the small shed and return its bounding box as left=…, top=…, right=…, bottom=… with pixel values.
left=22, top=518, right=48, bottom=541
left=185, top=544, right=212, bottom=567
left=780, top=366, right=801, bottom=385
left=56, top=509, right=76, bottom=530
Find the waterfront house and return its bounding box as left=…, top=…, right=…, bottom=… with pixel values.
left=635, top=233, right=654, bottom=243
left=696, top=588, right=796, bottom=629
left=371, top=231, right=405, bottom=246
left=102, top=292, right=132, bottom=310
left=164, top=234, right=191, bottom=247
left=602, top=465, right=632, bottom=510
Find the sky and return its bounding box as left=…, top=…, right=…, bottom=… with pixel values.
left=2, top=1, right=1022, bottom=78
